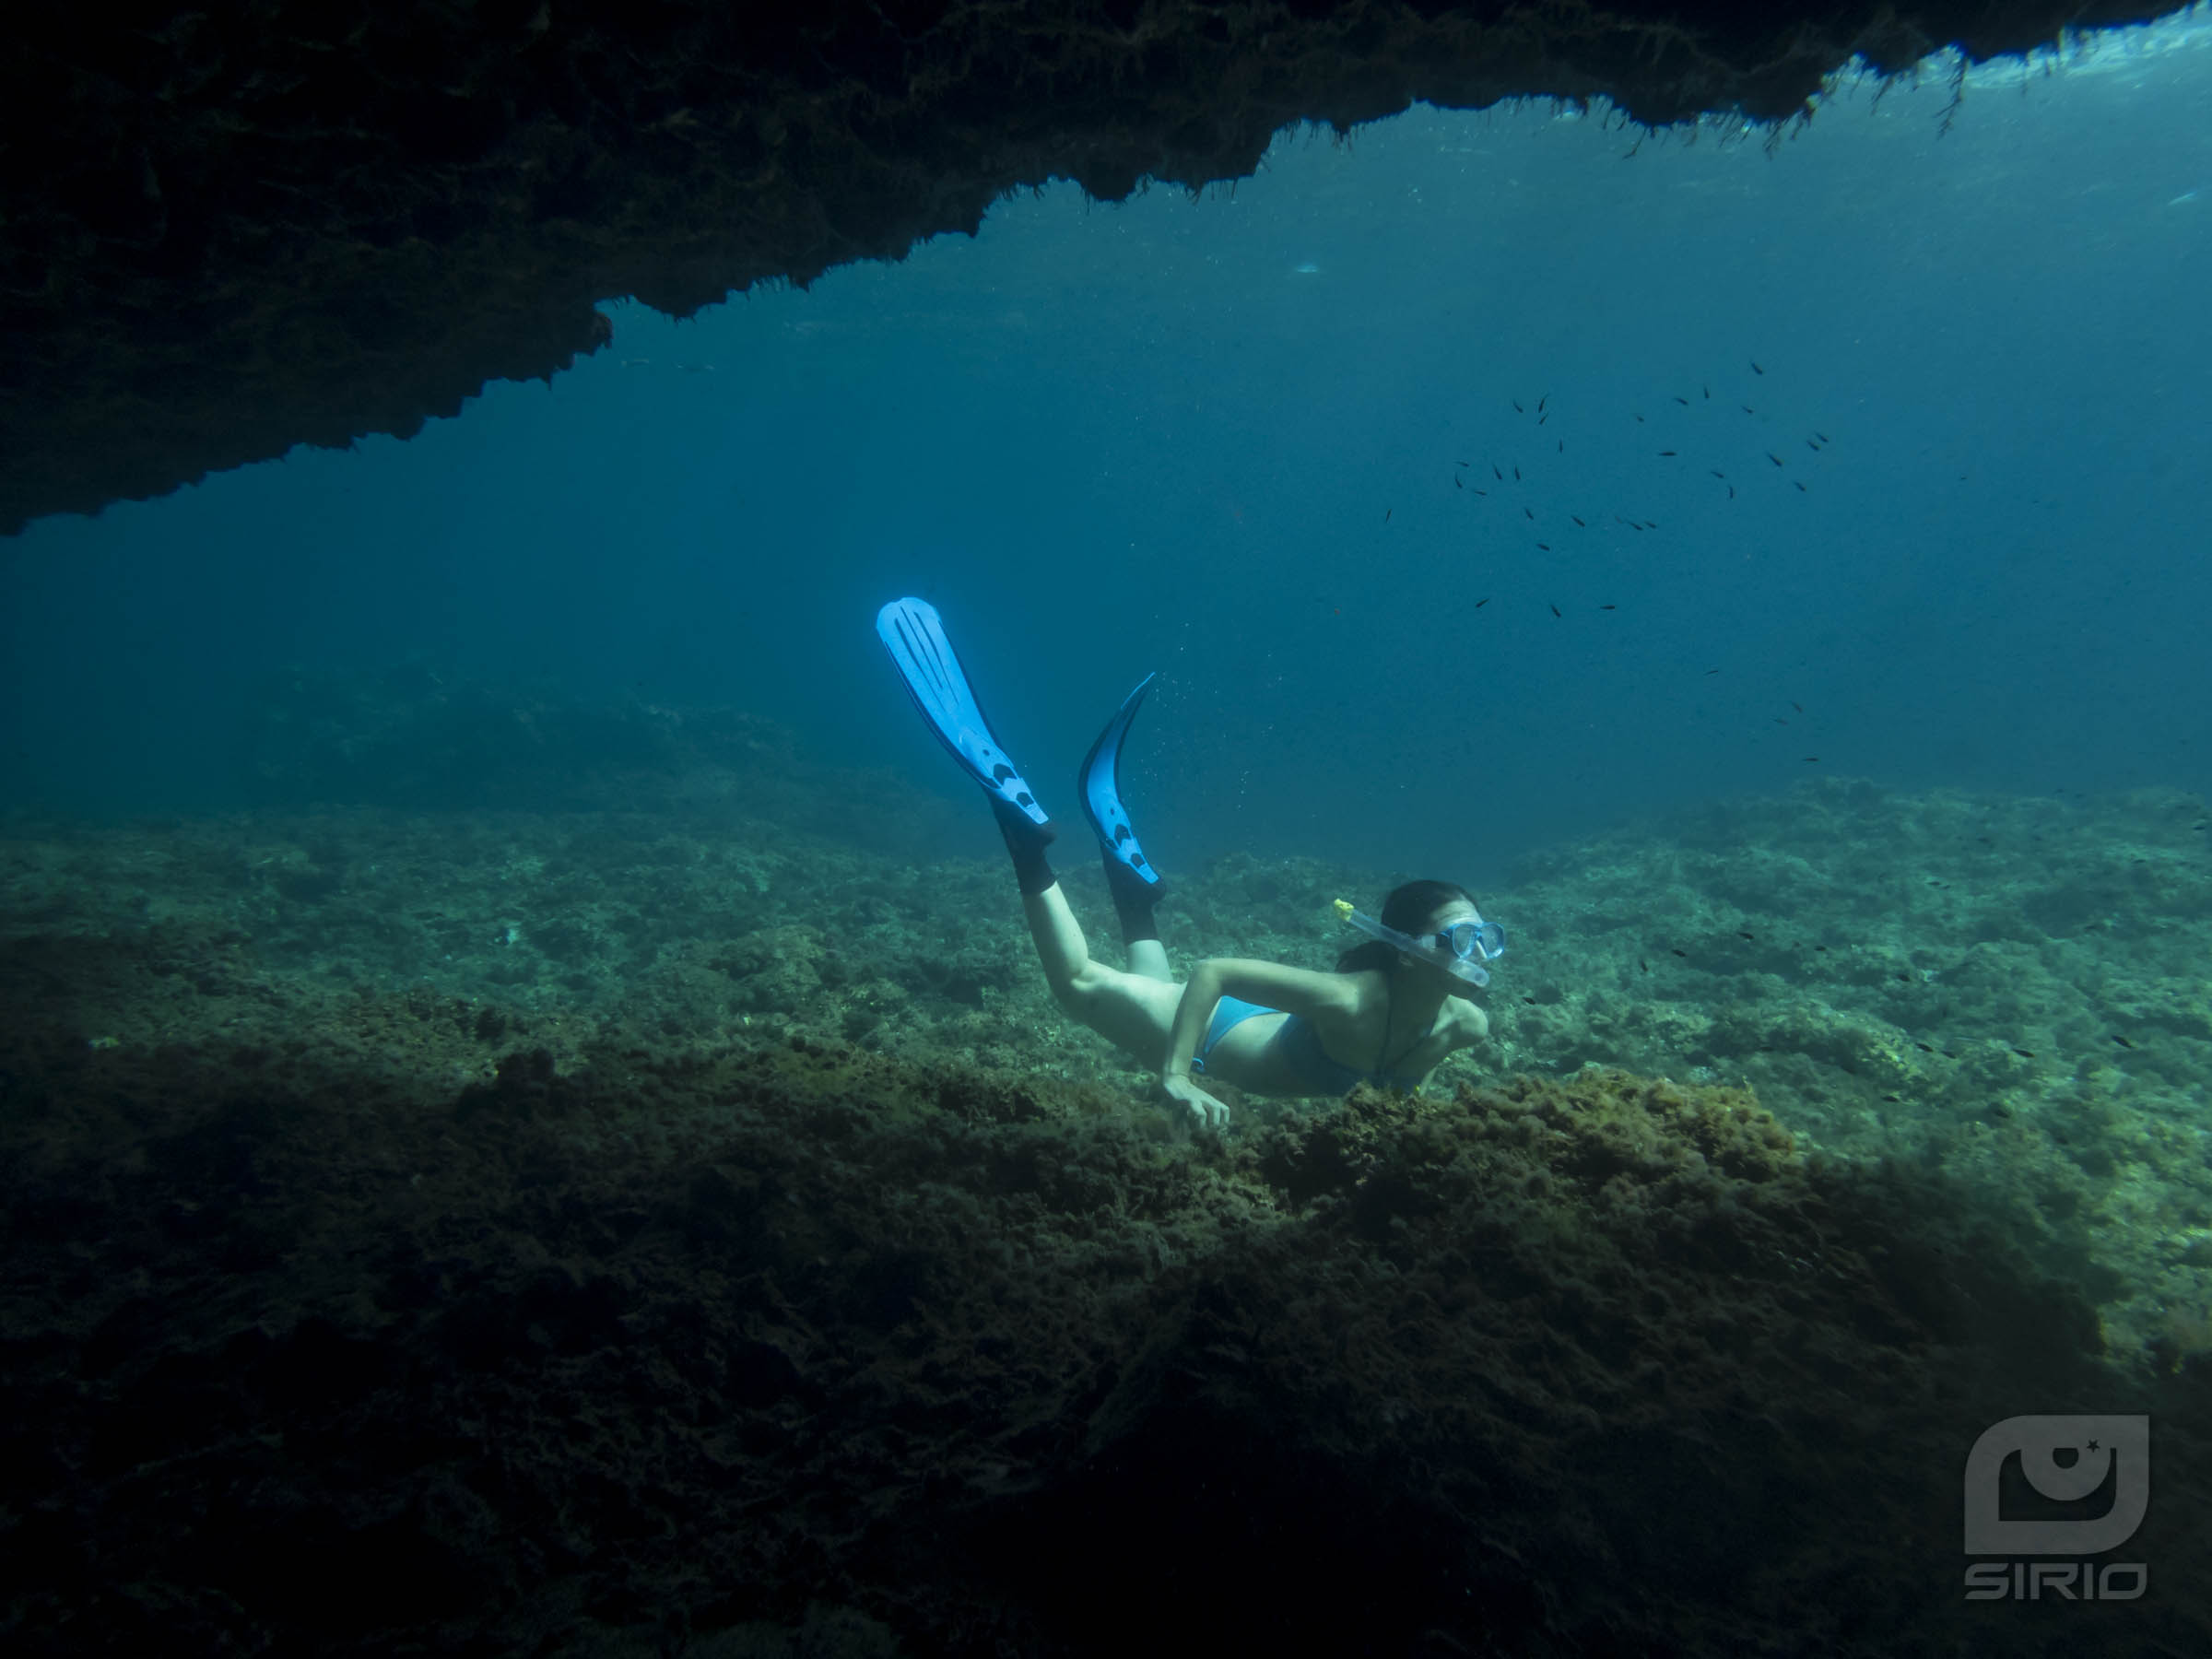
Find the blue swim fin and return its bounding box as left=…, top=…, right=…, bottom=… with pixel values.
left=1080, top=673, right=1164, bottom=896
left=876, top=596, right=1051, bottom=830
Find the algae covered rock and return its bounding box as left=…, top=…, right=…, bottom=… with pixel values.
left=1, top=1013, right=2198, bottom=1656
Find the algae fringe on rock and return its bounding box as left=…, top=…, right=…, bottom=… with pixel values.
left=10, top=1019, right=2141, bottom=1650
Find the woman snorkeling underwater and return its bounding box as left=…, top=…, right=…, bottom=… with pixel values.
left=877, top=596, right=1505, bottom=1129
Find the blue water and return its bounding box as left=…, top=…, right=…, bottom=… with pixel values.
left=4, top=18, right=2208, bottom=886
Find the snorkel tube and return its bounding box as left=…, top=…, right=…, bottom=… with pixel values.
left=1332, top=899, right=1504, bottom=987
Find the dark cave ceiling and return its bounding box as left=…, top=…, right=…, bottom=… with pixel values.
left=0, top=1, right=2179, bottom=536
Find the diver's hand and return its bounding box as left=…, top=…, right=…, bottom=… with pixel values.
left=1159, top=1073, right=1229, bottom=1130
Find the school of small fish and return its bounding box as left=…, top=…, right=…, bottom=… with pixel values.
left=1376, top=356, right=1838, bottom=757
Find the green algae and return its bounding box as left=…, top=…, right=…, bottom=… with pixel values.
left=4, top=771, right=2210, bottom=1373
left=9, top=1004, right=2196, bottom=1654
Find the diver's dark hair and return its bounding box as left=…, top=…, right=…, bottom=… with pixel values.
left=1334, top=878, right=1476, bottom=974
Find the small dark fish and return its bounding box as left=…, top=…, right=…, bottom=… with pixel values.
left=1704, top=667, right=1721, bottom=676
left=1737, top=931, right=1755, bottom=940
left=1741, top=404, right=1755, bottom=414
left=1385, top=508, right=1392, bottom=521
left=1814, top=431, right=1830, bottom=443
left=1548, top=603, right=1561, bottom=618
left=1538, top=394, right=1548, bottom=413
left=1710, top=469, right=1726, bottom=478
left=1491, top=464, right=1502, bottom=479
left=2011, top=1047, right=2037, bottom=1059
left=1727, top=485, right=1735, bottom=498
left=1673, top=395, right=1689, bottom=406
left=1703, top=384, right=1712, bottom=399
left=1804, top=756, right=1819, bottom=762
left=1475, top=597, right=1490, bottom=607
left=1513, top=465, right=1522, bottom=480
left=1806, top=439, right=1820, bottom=452
left=1794, top=481, right=1807, bottom=492
left=1882, top=1093, right=1902, bottom=1103
left=1767, top=452, right=1784, bottom=467
left=1670, top=948, right=1688, bottom=958
left=1524, top=506, right=1535, bottom=521
left=1457, top=460, right=1470, bottom=467
left=1659, top=450, right=1677, bottom=457
left=1538, top=413, right=1549, bottom=426
left=1913, top=1041, right=1935, bottom=1052
left=1640, top=959, right=1649, bottom=973
left=1521, top=996, right=1535, bottom=1005
left=1629, top=520, right=1645, bottom=531
left=2112, top=1033, right=2136, bottom=1049
left=1816, top=945, right=1830, bottom=952
left=1791, top=701, right=1803, bottom=712
left=1454, top=477, right=1463, bottom=488
left=1640, top=519, right=1657, bottom=529
left=1536, top=542, right=1551, bottom=550
left=1634, top=413, right=1645, bottom=422
left=1571, top=515, right=1585, bottom=527
left=1775, top=718, right=1788, bottom=724
left=1599, top=604, right=1616, bottom=610
left=1512, top=399, right=1524, bottom=413
left=1474, top=488, right=1488, bottom=496
left=1750, top=360, right=1764, bottom=374
left=1557, top=440, right=1563, bottom=453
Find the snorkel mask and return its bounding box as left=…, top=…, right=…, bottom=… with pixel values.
left=1333, top=898, right=1507, bottom=987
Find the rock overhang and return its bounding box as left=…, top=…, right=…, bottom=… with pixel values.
left=0, top=0, right=2179, bottom=536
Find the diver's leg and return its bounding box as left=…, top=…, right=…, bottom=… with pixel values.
left=1100, top=832, right=1171, bottom=981
left=1103, top=830, right=1170, bottom=982
left=1015, top=878, right=1091, bottom=998
left=990, top=796, right=1059, bottom=898
left=986, top=795, right=1174, bottom=1058
left=1018, top=881, right=1181, bottom=1060
left=877, top=597, right=1171, bottom=1029
left=1125, top=935, right=1171, bottom=983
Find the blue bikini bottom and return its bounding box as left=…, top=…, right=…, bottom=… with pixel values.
left=1194, top=995, right=1428, bottom=1095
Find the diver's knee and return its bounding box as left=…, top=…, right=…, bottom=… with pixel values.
left=1050, top=960, right=1110, bottom=1016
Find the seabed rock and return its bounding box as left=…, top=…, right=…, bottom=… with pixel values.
left=6, top=1018, right=2203, bottom=1653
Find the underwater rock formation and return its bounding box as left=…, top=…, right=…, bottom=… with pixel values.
left=5, top=1008, right=2206, bottom=1653
left=0, top=0, right=2177, bottom=535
